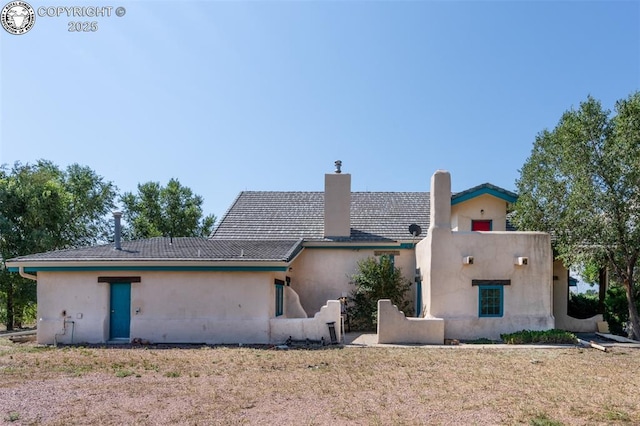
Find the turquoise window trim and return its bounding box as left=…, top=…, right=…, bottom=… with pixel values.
left=387, top=254, right=395, bottom=268
left=275, top=279, right=284, bottom=317
left=478, top=285, right=504, bottom=317
left=415, top=279, right=422, bottom=317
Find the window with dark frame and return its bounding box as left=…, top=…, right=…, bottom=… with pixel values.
left=478, top=285, right=503, bottom=317
left=275, top=279, right=284, bottom=317
left=473, top=279, right=509, bottom=318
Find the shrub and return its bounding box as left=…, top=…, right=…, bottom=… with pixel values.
left=500, top=329, right=577, bottom=344
left=347, top=255, right=413, bottom=331
left=604, top=284, right=640, bottom=337
left=567, top=292, right=599, bottom=319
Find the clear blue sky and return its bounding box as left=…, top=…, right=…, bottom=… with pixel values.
left=2, top=0, right=639, bottom=221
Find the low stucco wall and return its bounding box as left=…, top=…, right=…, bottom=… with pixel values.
left=284, top=286, right=307, bottom=318
left=444, top=315, right=555, bottom=341
left=553, top=260, right=602, bottom=332
left=554, top=313, right=603, bottom=333
left=377, top=300, right=444, bottom=344
left=269, top=300, right=341, bottom=344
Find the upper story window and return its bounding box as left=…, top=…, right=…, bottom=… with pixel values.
left=472, top=220, right=492, bottom=231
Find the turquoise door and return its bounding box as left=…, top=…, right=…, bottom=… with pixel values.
left=109, top=283, right=131, bottom=339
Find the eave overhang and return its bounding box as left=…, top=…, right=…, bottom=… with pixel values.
left=451, top=184, right=518, bottom=206
left=302, top=241, right=416, bottom=250
left=6, top=259, right=293, bottom=273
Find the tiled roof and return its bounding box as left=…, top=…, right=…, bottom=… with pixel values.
left=211, top=191, right=430, bottom=241
left=10, top=184, right=519, bottom=264
left=9, top=238, right=303, bottom=263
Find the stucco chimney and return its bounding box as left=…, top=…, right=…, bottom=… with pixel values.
left=430, top=170, right=451, bottom=229
left=324, top=161, right=351, bottom=238
left=113, top=211, right=123, bottom=250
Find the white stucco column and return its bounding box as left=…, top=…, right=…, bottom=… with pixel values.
left=430, top=170, right=451, bottom=229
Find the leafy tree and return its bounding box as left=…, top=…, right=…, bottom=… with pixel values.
left=514, top=92, right=640, bottom=339
left=121, top=179, right=215, bottom=239
left=0, top=160, right=117, bottom=329
left=604, top=284, right=640, bottom=336
left=347, top=255, right=412, bottom=331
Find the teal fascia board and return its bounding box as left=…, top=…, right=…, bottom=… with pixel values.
left=451, top=187, right=517, bottom=205
left=307, top=244, right=415, bottom=250
left=8, top=266, right=289, bottom=273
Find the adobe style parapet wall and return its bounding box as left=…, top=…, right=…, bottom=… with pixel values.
left=269, top=300, right=341, bottom=344
left=377, top=300, right=444, bottom=344
left=416, top=170, right=555, bottom=340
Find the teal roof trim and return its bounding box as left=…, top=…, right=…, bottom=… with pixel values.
left=306, top=244, right=414, bottom=250
left=8, top=266, right=289, bottom=273
left=451, top=184, right=517, bottom=206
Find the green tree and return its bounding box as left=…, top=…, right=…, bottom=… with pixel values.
left=604, top=285, right=640, bottom=336
left=514, top=92, right=640, bottom=339
left=0, top=160, right=117, bottom=329
left=347, top=255, right=412, bottom=331
left=121, top=178, right=215, bottom=239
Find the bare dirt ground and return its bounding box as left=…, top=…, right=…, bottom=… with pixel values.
left=1, top=338, right=639, bottom=425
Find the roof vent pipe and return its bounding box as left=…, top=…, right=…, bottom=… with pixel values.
left=334, top=160, right=342, bottom=174
left=113, top=212, right=123, bottom=250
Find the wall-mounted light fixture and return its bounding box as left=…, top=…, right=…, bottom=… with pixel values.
left=480, top=209, right=484, bottom=215
left=463, top=256, right=474, bottom=265
left=515, top=256, right=529, bottom=266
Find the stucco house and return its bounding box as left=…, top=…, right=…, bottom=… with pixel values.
left=6, top=164, right=597, bottom=345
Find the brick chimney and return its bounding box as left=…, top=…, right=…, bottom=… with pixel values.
left=324, top=160, right=351, bottom=238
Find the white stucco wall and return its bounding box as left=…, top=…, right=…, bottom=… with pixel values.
left=418, top=230, right=555, bottom=340
left=451, top=194, right=510, bottom=232
left=270, top=300, right=341, bottom=344
left=416, top=170, right=554, bottom=341
left=289, top=247, right=417, bottom=316
left=377, top=300, right=444, bottom=344
left=35, top=270, right=281, bottom=345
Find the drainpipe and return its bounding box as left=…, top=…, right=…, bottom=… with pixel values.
left=113, top=211, right=123, bottom=250
left=18, top=266, right=37, bottom=281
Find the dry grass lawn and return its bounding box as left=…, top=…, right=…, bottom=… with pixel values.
left=1, top=338, right=639, bottom=425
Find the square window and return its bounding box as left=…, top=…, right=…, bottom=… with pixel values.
left=478, top=285, right=503, bottom=317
